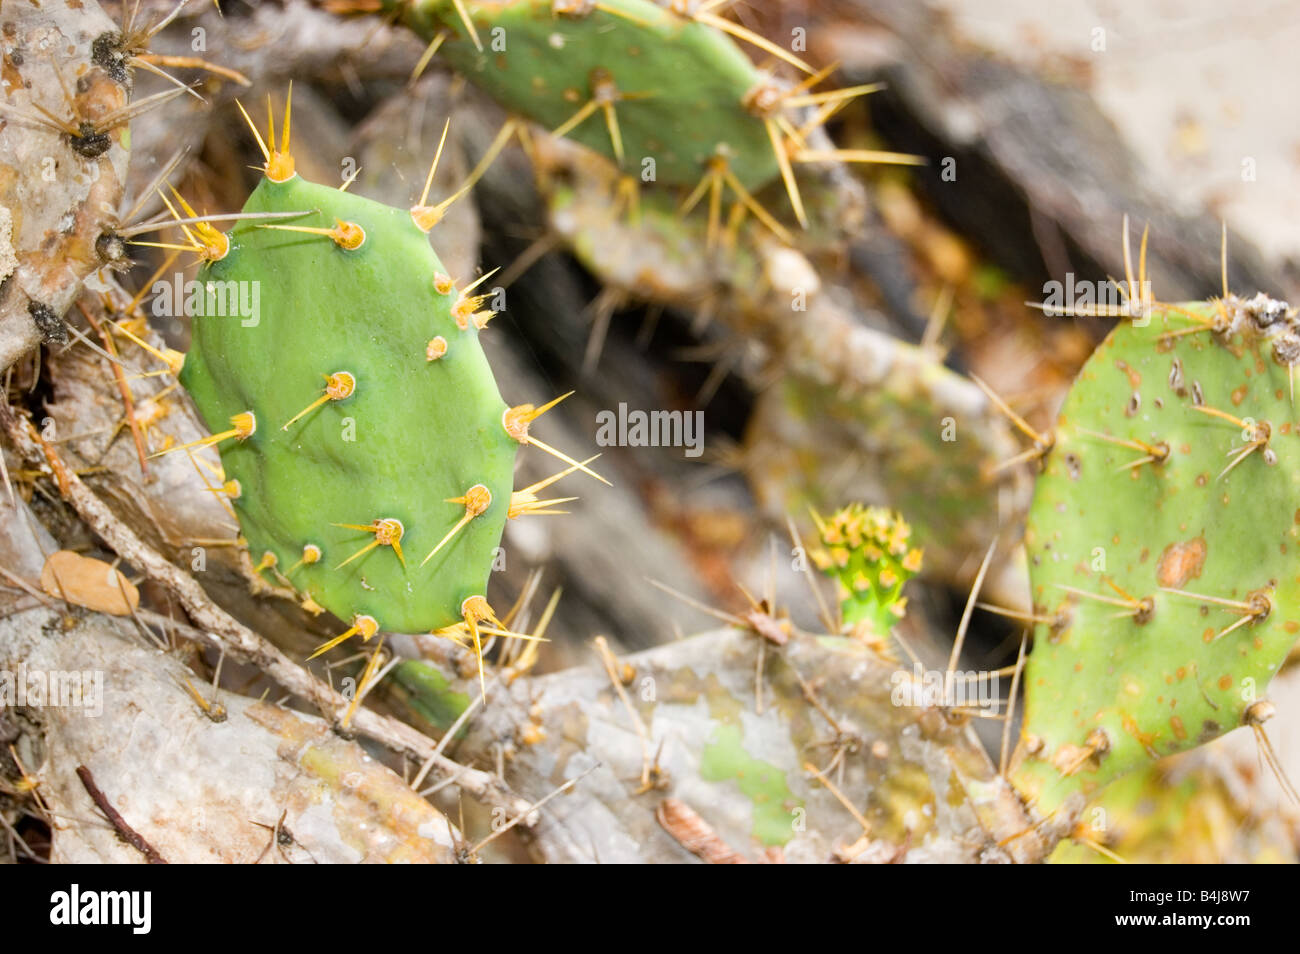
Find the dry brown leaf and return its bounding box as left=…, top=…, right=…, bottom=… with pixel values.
left=40, top=550, right=139, bottom=616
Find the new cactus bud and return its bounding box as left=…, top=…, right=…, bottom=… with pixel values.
left=811, top=503, right=922, bottom=639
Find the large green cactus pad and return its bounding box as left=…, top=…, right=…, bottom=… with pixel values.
left=1015, top=298, right=1300, bottom=811
left=392, top=0, right=782, bottom=190
left=179, top=174, right=515, bottom=633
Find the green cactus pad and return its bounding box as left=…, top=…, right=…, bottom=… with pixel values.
left=179, top=173, right=516, bottom=633
left=1015, top=297, right=1300, bottom=812
left=391, top=0, right=783, bottom=190
left=811, top=503, right=922, bottom=637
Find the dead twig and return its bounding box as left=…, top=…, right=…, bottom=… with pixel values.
left=76, top=764, right=167, bottom=864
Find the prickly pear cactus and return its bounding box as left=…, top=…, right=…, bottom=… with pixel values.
left=1014, top=294, right=1300, bottom=812
left=811, top=504, right=922, bottom=637
left=387, top=0, right=783, bottom=189
left=535, top=137, right=1021, bottom=602
left=177, top=118, right=523, bottom=641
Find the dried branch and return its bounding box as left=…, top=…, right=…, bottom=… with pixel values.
left=76, top=765, right=168, bottom=864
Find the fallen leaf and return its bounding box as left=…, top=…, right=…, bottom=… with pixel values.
left=41, top=550, right=139, bottom=616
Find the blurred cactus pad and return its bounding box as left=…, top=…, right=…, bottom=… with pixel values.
left=384, top=0, right=787, bottom=189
